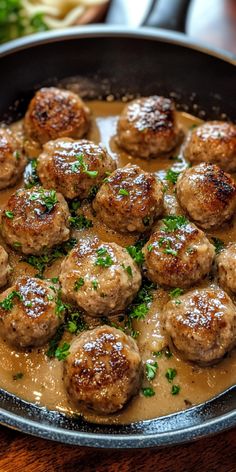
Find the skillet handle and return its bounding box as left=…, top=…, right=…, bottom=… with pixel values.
left=142, top=0, right=191, bottom=33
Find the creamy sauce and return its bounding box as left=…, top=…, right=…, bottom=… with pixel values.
left=0, top=101, right=236, bottom=425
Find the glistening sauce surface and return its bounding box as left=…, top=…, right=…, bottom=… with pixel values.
left=0, top=101, right=235, bottom=425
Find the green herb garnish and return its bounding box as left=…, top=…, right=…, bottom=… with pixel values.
left=118, top=188, right=129, bottom=196
left=12, top=372, right=24, bottom=380
left=95, top=247, right=113, bottom=268
left=55, top=342, right=70, bottom=361
left=169, top=288, right=183, bottom=299
left=71, top=153, right=98, bottom=178
left=147, top=244, right=153, bottom=252
left=29, top=188, right=58, bottom=212
left=69, top=215, right=93, bottom=230
left=92, top=280, right=98, bottom=290
left=142, top=387, right=155, bottom=397
left=211, top=237, right=224, bottom=254
left=146, top=361, right=158, bottom=381
left=171, top=385, right=180, bottom=395
left=165, top=368, right=177, bottom=383
left=122, top=265, right=133, bottom=277
left=24, top=159, right=40, bottom=189
left=165, top=169, right=180, bottom=185
left=126, top=245, right=144, bottom=266
left=162, top=215, right=188, bottom=232
left=0, top=291, right=23, bottom=311
left=5, top=210, right=14, bottom=219
left=74, top=278, right=84, bottom=291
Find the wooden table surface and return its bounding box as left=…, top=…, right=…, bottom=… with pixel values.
left=0, top=1, right=235, bottom=471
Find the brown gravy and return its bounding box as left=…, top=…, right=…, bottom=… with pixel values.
left=0, top=101, right=235, bottom=425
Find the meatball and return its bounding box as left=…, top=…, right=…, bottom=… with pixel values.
left=63, top=325, right=142, bottom=414
left=1, top=187, right=70, bottom=255
left=93, top=164, right=164, bottom=233
left=217, top=243, right=236, bottom=294
left=24, top=87, right=90, bottom=147
left=176, top=163, right=236, bottom=229
left=0, top=246, right=11, bottom=288
left=59, top=237, right=141, bottom=317
left=184, top=121, right=236, bottom=172
left=164, top=286, right=236, bottom=365
left=0, top=127, right=26, bottom=190
left=37, top=138, right=116, bottom=200
left=116, top=96, right=182, bottom=158
left=0, top=276, right=62, bottom=348
left=143, top=217, right=215, bottom=288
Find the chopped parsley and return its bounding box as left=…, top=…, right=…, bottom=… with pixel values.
left=147, top=244, right=153, bottom=252
left=143, top=216, right=151, bottom=227
left=55, top=342, right=70, bottom=361
left=126, top=245, right=144, bottom=266
left=122, top=265, right=133, bottom=277
left=171, top=385, right=181, bottom=395
left=74, top=278, right=84, bottom=291
left=69, top=199, right=81, bottom=212
left=69, top=215, right=93, bottom=230
left=163, top=242, right=178, bottom=257
left=211, top=237, right=224, bottom=254
left=165, top=368, right=177, bottom=383
left=24, top=159, right=40, bottom=189
left=92, top=280, right=98, bottom=290
left=153, top=347, right=173, bottom=358
left=169, top=288, right=183, bottom=299
left=162, top=215, right=188, bottom=233
left=146, top=361, right=158, bottom=381
left=46, top=325, right=65, bottom=358
left=95, top=247, right=113, bottom=268
left=5, top=210, right=14, bottom=219
left=23, top=238, right=77, bottom=277
left=142, top=387, right=155, bottom=397
left=165, top=169, right=180, bottom=185
left=29, top=188, right=58, bottom=212
left=118, top=188, right=129, bottom=196
left=71, top=153, right=98, bottom=178
left=12, top=372, right=24, bottom=380
left=126, top=280, right=155, bottom=322
left=0, top=291, right=23, bottom=311
left=88, top=185, right=100, bottom=201
left=13, top=242, right=22, bottom=248
left=66, top=311, right=87, bottom=334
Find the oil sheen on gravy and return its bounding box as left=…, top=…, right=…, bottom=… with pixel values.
left=0, top=100, right=235, bottom=425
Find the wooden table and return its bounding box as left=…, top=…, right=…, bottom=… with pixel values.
left=0, top=1, right=235, bottom=470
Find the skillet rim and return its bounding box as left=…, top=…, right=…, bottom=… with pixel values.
left=0, top=25, right=235, bottom=448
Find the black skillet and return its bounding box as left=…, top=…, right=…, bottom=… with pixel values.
left=0, top=0, right=235, bottom=448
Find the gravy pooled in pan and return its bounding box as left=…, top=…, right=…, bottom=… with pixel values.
left=0, top=89, right=236, bottom=425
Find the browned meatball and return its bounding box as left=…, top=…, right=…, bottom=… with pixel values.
left=1, top=187, right=70, bottom=254
left=184, top=121, right=236, bottom=172
left=116, top=96, right=182, bottom=158
left=93, top=164, right=164, bottom=233
left=59, top=237, right=141, bottom=317
left=0, top=245, right=11, bottom=288
left=143, top=217, right=215, bottom=288
left=24, top=87, right=90, bottom=147
left=37, top=138, right=116, bottom=200
left=217, top=243, right=236, bottom=294
left=176, top=163, right=236, bottom=229
left=164, top=286, right=236, bottom=365
left=0, top=276, right=62, bottom=348
left=0, top=127, right=26, bottom=190
left=63, top=325, right=142, bottom=414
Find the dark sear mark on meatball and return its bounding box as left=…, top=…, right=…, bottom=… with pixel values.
left=63, top=325, right=142, bottom=414
left=93, top=164, right=164, bottom=233
left=116, top=96, right=183, bottom=158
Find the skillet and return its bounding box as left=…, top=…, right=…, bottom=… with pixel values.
left=0, top=20, right=235, bottom=448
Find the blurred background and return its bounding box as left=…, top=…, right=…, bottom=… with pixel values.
left=0, top=0, right=236, bottom=53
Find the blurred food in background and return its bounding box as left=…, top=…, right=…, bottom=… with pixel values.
left=0, top=0, right=109, bottom=43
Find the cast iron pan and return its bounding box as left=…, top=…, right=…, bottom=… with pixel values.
left=0, top=22, right=235, bottom=448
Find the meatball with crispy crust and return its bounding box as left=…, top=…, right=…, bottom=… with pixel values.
left=1, top=187, right=70, bottom=255
left=93, top=164, right=164, bottom=233
left=0, top=127, right=26, bottom=190
left=0, top=276, right=62, bottom=348
left=63, top=325, right=142, bottom=414
left=176, top=163, right=236, bottom=229
left=0, top=246, right=11, bottom=288
left=217, top=243, right=236, bottom=294
left=116, top=96, right=182, bottom=158
left=24, top=87, right=90, bottom=148
left=37, top=138, right=116, bottom=200
left=143, top=217, right=215, bottom=288
left=59, top=237, right=141, bottom=317
left=164, top=286, right=236, bottom=365
left=184, top=121, right=236, bottom=172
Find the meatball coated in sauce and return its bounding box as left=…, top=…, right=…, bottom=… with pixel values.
left=93, top=164, right=164, bottom=233
left=176, top=163, right=236, bottom=229
left=0, top=246, right=11, bottom=288
left=37, top=138, right=116, bottom=200
left=143, top=218, right=215, bottom=288
left=164, top=286, right=236, bottom=365
left=184, top=121, right=236, bottom=172
left=0, top=277, right=62, bottom=348
left=116, top=96, right=182, bottom=158
left=1, top=187, right=70, bottom=255
left=24, top=87, right=90, bottom=147
left=59, top=237, right=141, bottom=317
left=63, top=325, right=142, bottom=414
left=0, top=127, right=26, bottom=190
left=217, top=243, right=236, bottom=294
